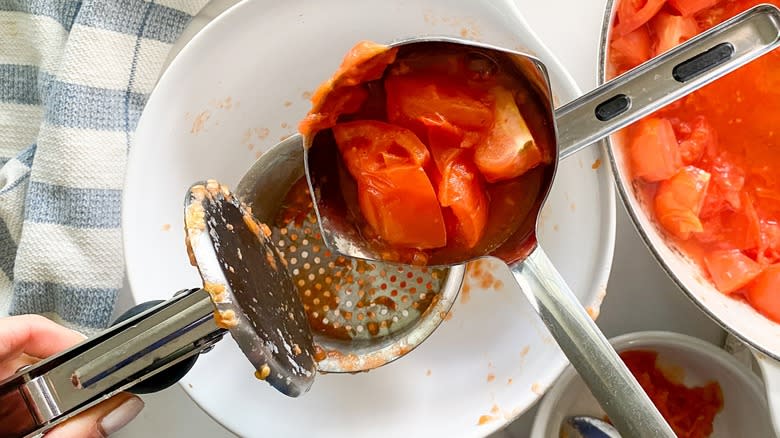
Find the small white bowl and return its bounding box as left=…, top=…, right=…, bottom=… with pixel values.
left=530, top=331, right=775, bottom=438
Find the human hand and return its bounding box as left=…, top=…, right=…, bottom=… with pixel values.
left=0, top=315, right=144, bottom=437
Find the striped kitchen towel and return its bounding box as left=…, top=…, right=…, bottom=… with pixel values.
left=0, top=0, right=209, bottom=333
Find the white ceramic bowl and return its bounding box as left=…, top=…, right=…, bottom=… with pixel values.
left=530, top=331, right=775, bottom=438
left=122, top=0, right=616, bottom=436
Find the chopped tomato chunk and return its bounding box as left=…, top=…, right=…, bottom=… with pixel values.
left=675, top=116, right=714, bottom=165
left=726, top=193, right=761, bottom=250
left=667, top=0, right=721, bottom=17
left=420, top=116, right=483, bottom=150
left=699, top=153, right=744, bottom=218
left=747, top=264, right=780, bottom=322
left=358, top=165, right=446, bottom=249
left=654, top=166, right=710, bottom=240
left=629, top=117, right=682, bottom=182
left=699, top=192, right=761, bottom=253
left=651, top=12, right=700, bottom=55
left=610, top=26, right=653, bottom=70
left=428, top=126, right=489, bottom=248
left=703, top=249, right=763, bottom=294
left=474, top=87, right=544, bottom=183
left=332, top=120, right=430, bottom=175
left=385, top=73, right=493, bottom=138
left=333, top=120, right=444, bottom=249
left=299, top=86, right=368, bottom=137
left=614, top=0, right=667, bottom=37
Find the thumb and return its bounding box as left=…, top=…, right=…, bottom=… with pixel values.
left=46, top=393, right=144, bottom=438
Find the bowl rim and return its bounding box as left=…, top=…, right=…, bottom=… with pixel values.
left=530, top=330, right=768, bottom=438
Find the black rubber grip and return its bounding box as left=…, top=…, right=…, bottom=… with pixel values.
left=673, top=42, right=735, bottom=83
left=595, top=94, right=631, bottom=121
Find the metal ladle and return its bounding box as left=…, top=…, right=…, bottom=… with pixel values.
left=303, top=5, right=780, bottom=438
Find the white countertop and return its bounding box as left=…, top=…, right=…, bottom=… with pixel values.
left=114, top=0, right=725, bottom=436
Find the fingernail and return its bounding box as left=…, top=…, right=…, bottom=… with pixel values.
left=99, top=396, right=144, bottom=436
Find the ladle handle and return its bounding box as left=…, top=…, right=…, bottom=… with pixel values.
left=556, top=3, right=780, bottom=160
left=511, top=247, right=675, bottom=438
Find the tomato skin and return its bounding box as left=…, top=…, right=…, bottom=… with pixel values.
left=703, top=249, right=763, bottom=294
left=428, top=126, right=489, bottom=248
left=651, top=11, right=700, bottom=55
left=654, top=166, right=711, bottom=240
left=300, top=87, right=368, bottom=138
left=474, top=86, right=544, bottom=183
left=332, top=120, right=430, bottom=175
left=614, top=0, right=667, bottom=37
left=384, top=73, right=493, bottom=139
left=699, top=153, right=745, bottom=218
left=748, top=264, right=780, bottom=322
left=676, top=116, right=714, bottom=165
left=630, top=117, right=683, bottom=182
left=300, top=42, right=397, bottom=136
left=698, top=192, right=761, bottom=255
left=667, top=0, right=721, bottom=17
left=610, top=26, right=653, bottom=71
left=333, top=120, right=446, bottom=249
left=358, top=165, right=447, bottom=249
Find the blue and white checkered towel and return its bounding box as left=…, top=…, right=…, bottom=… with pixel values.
left=0, top=0, right=209, bottom=333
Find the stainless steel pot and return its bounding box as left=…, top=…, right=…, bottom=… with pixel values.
left=599, top=0, right=780, bottom=434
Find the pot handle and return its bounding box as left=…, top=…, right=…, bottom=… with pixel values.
left=511, top=247, right=675, bottom=438
left=556, top=3, right=780, bottom=160
left=754, top=352, right=780, bottom=437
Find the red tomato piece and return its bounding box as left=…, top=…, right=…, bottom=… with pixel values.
left=748, top=264, right=780, bottom=322
left=327, top=41, right=398, bottom=88
left=667, top=0, right=721, bottom=17
left=299, top=86, right=368, bottom=137
left=610, top=26, right=653, bottom=71
left=757, top=222, right=780, bottom=265
left=654, top=166, right=711, bottom=240
left=384, top=73, right=493, bottom=138
left=300, top=41, right=397, bottom=136
left=420, top=116, right=483, bottom=150
left=703, top=249, right=763, bottom=294
left=614, top=0, right=667, bottom=37
left=474, top=86, right=544, bottom=183
left=651, top=12, right=700, bottom=56
left=629, top=117, right=683, bottom=182
left=358, top=165, right=447, bottom=249
left=727, top=193, right=761, bottom=250
left=428, top=126, right=489, bottom=248
left=699, top=153, right=745, bottom=218
left=332, top=120, right=430, bottom=175
left=676, top=116, right=714, bottom=165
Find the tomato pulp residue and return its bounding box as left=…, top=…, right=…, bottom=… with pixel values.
left=610, top=0, right=780, bottom=321
left=271, top=177, right=447, bottom=343
left=300, top=40, right=555, bottom=265
left=620, top=350, right=723, bottom=438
